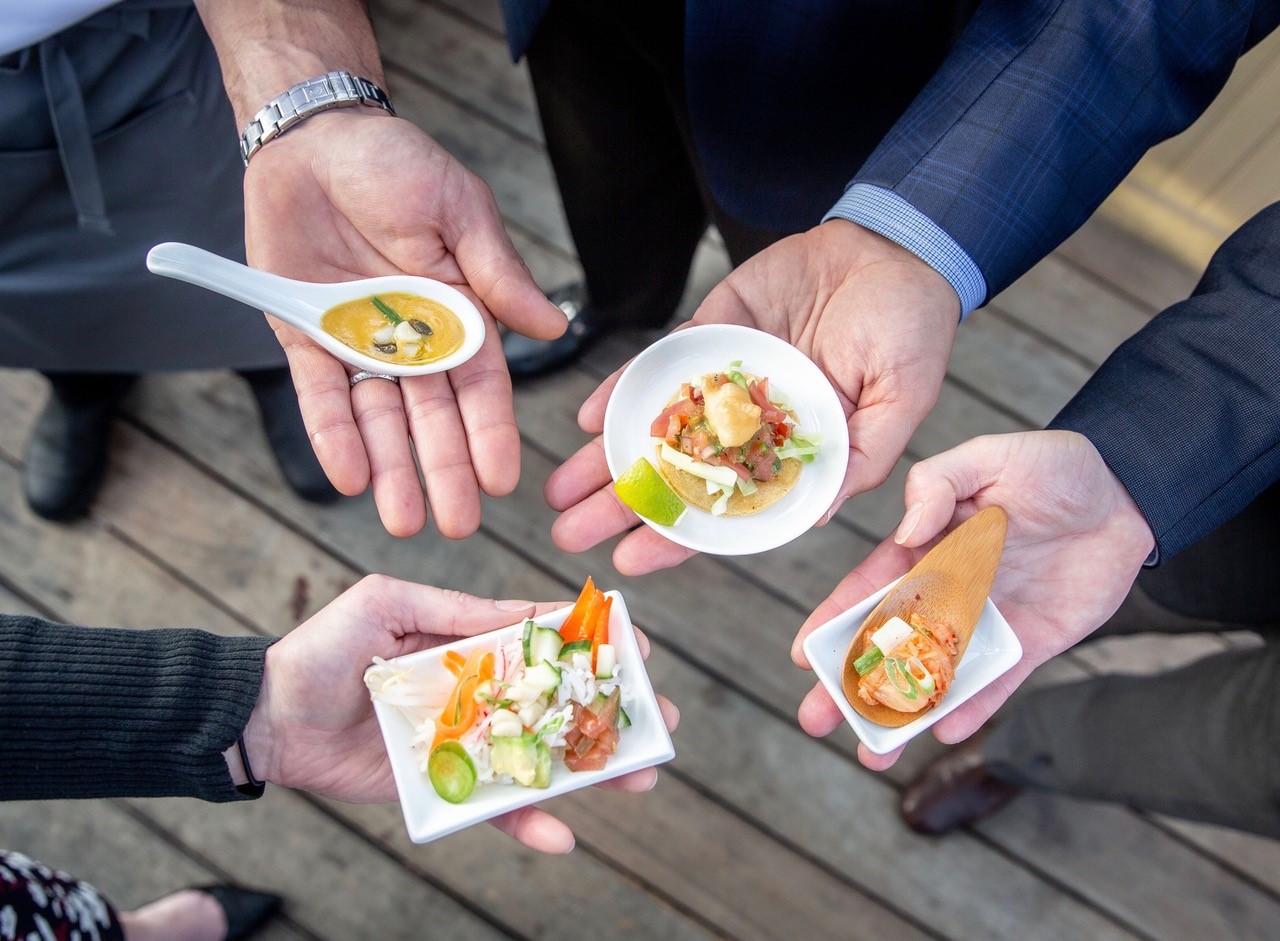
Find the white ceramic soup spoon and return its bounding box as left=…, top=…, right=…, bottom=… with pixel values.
left=146, top=242, right=486, bottom=378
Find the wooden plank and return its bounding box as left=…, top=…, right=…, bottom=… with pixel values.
left=110, top=371, right=1141, bottom=941
left=948, top=309, right=1094, bottom=429
left=0, top=462, right=241, bottom=634
left=0, top=580, right=42, bottom=617
left=0, top=800, right=307, bottom=941
left=988, top=255, right=1151, bottom=368
left=129, top=792, right=513, bottom=941
left=1056, top=215, right=1200, bottom=314
left=375, top=0, right=543, bottom=142
left=82, top=379, right=930, bottom=941
left=433, top=0, right=505, bottom=34
left=502, top=365, right=1280, bottom=931
left=311, top=796, right=727, bottom=941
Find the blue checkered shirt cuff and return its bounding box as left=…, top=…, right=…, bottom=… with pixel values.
left=823, top=184, right=988, bottom=320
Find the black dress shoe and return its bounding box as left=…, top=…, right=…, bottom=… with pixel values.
left=503, top=283, right=606, bottom=379
left=23, top=373, right=136, bottom=522
left=900, top=733, right=1022, bottom=835
left=240, top=368, right=340, bottom=504
left=195, top=884, right=283, bottom=941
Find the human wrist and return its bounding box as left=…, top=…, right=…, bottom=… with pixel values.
left=223, top=645, right=278, bottom=789
left=1080, top=433, right=1157, bottom=564
left=823, top=184, right=986, bottom=318
left=194, top=0, right=386, bottom=128
left=818, top=218, right=962, bottom=341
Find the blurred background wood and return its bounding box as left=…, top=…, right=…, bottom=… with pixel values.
left=0, top=2, right=1275, bottom=938
left=1097, top=28, right=1280, bottom=270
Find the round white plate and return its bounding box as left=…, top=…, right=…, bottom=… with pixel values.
left=602, top=324, right=849, bottom=556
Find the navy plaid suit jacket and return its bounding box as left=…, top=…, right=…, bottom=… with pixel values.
left=502, top=0, right=1279, bottom=304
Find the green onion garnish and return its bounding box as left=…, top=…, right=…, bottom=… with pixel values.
left=853, top=646, right=883, bottom=676
left=371, top=296, right=404, bottom=324
left=885, top=657, right=920, bottom=700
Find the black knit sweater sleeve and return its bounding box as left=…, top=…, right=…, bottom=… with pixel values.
left=0, top=614, right=275, bottom=802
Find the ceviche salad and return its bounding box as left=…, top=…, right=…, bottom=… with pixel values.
left=366, top=578, right=632, bottom=804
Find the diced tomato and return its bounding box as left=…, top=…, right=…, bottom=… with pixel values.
left=579, top=689, right=621, bottom=739
left=564, top=747, right=609, bottom=772
left=749, top=379, right=788, bottom=424
left=571, top=731, right=596, bottom=758
left=650, top=399, right=697, bottom=437
left=595, top=726, right=620, bottom=757
left=772, top=422, right=793, bottom=446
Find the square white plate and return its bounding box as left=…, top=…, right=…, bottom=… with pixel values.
left=602, top=323, right=849, bottom=556
left=802, top=578, right=1023, bottom=754
left=372, top=590, right=675, bottom=843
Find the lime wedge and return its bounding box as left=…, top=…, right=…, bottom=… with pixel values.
left=614, top=457, right=687, bottom=526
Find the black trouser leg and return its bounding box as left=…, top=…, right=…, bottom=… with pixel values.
left=984, top=482, right=1280, bottom=835
left=526, top=0, right=709, bottom=330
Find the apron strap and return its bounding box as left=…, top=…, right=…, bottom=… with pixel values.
left=39, top=35, right=113, bottom=235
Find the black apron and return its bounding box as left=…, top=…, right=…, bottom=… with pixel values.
left=0, top=0, right=284, bottom=372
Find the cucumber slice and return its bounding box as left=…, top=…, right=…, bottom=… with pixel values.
left=617, top=705, right=632, bottom=729
left=427, top=741, right=477, bottom=804
left=528, top=626, right=563, bottom=666
left=524, top=661, right=562, bottom=693
left=521, top=619, right=536, bottom=666
left=559, top=639, right=592, bottom=659
left=595, top=644, right=617, bottom=679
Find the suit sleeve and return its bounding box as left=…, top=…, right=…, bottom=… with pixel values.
left=834, top=0, right=1280, bottom=305
left=0, top=614, right=275, bottom=802
left=1049, top=202, right=1280, bottom=562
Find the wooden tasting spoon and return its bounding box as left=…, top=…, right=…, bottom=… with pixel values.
left=841, top=505, right=1008, bottom=728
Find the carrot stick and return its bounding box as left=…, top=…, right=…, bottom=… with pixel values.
left=559, top=576, right=596, bottom=642
left=591, top=595, right=613, bottom=671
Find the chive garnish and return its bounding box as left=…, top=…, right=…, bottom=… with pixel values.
left=371, top=296, right=404, bottom=324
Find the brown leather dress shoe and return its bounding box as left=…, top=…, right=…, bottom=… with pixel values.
left=900, top=733, right=1022, bottom=835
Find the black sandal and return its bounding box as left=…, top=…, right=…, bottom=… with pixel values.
left=193, top=885, right=283, bottom=941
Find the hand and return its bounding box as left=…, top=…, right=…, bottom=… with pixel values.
left=544, top=219, right=960, bottom=574
left=245, top=110, right=566, bottom=538
left=791, top=430, right=1155, bottom=770
left=238, top=575, right=680, bottom=854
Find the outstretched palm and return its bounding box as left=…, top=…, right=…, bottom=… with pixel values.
left=791, top=431, right=1156, bottom=769
left=545, top=219, right=960, bottom=574
left=245, top=110, right=566, bottom=538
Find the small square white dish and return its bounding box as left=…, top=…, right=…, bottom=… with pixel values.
left=601, top=323, right=849, bottom=556
left=802, top=578, right=1023, bottom=754
left=371, top=590, right=674, bottom=843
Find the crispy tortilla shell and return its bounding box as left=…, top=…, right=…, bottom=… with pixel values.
left=656, top=448, right=802, bottom=517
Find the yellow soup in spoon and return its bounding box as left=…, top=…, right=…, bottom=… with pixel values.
left=321, top=293, right=466, bottom=366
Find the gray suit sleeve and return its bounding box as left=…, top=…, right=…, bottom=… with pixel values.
left=1049, top=202, right=1280, bottom=562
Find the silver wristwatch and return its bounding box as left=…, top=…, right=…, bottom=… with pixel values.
left=239, top=70, right=395, bottom=165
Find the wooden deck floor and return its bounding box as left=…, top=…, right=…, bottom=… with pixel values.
left=3, top=2, right=1278, bottom=939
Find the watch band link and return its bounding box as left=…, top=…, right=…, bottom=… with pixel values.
left=240, top=70, right=394, bottom=166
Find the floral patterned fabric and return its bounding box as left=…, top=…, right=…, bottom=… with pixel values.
left=0, top=851, right=122, bottom=941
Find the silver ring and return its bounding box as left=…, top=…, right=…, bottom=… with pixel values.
left=349, top=370, right=400, bottom=387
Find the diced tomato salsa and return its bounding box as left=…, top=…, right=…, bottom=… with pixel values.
left=650, top=373, right=791, bottom=482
